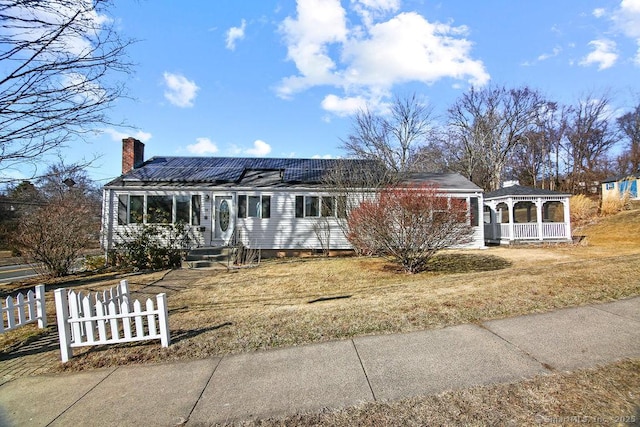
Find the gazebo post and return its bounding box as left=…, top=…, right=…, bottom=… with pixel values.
left=507, top=198, right=515, bottom=243
left=536, top=198, right=543, bottom=240
left=563, top=199, right=572, bottom=240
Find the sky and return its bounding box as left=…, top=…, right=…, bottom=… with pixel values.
left=10, top=0, right=640, bottom=186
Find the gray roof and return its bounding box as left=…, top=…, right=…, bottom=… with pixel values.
left=485, top=185, right=570, bottom=199
left=106, top=156, right=480, bottom=191
left=602, top=172, right=640, bottom=183
left=400, top=172, right=482, bottom=192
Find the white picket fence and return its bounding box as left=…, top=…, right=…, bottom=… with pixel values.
left=54, top=280, right=170, bottom=362
left=0, top=284, right=47, bottom=333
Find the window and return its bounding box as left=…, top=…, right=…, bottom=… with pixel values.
left=295, top=196, right=304, bottom=218
left=336, top=196, right=347, bottom=219
left=321, top=196, right=334, bottom=217
left=176, top=195, right=190, bottom=223
left=261, top=195, right=271, bottom=219
left=605, top=182, right=614, bottom=190
left=469, top=197, right=479, bottom=227
left=147, top=195, right=172, bottom=223
left=191, top=195, right=201, bottom=226
left=238, top=194, right=271, bottom=218
left=296, top=195, right=345, bottom=218
left=305, top=196, right=320, bottom=217
left=118, top=195, right=128, bottom=225
left=118, top=194, right=201, bottom=225
left=129, top=195, right=144, bottom=224
left=238, top=195, right=247, bottom=218
left=248, top=196, right=260, bottom=217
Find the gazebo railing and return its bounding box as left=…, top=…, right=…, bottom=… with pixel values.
left=485, top=222, right=568, bottom=241
left=542, top=222, right=567, bottom=238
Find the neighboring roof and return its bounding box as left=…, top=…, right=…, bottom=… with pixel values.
left=400, top=172, right=482, bottom=192
left=602, top=172, right=640, bottom=183
left=105, top=156, right=481, bottom=192
left=485, top=185, right=570, bottom=199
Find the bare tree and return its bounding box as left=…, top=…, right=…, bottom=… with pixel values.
left=562, top=92, right=619, bottom=193
left=616, top=99, right=640, bottom=174
left=508, top=102, right=569, bottom=189
left=447, top=85, right=547, bottom=191
left=340, top=94, right=435, bottom=174
left=14, top=192, right=98, bottom=276
left=347, top=184, right=474, bottom=273
left=0, top=0, right=133, bottom=175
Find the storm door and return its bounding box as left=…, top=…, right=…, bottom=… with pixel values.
left=214, top=196, right=234, bottom=243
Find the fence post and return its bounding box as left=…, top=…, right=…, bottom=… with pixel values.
left=54, top=289, right=73, bottom=363
left=156, top=293, right=170, bottom=347
left=119, top=279, right=130, bottom=309
left=35, top=285, right=47, bottom=328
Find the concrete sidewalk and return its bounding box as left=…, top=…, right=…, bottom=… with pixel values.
left=0, top=297, right=638, bottom=426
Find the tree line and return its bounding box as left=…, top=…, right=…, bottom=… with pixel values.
left=342, top=88, right=640, bottom=194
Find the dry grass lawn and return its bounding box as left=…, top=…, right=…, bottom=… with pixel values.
left=46, top=210, right=640, bottom=371
left=1, top=209, right=639, bottom=423
left=1, top=209, right=639, bottom=371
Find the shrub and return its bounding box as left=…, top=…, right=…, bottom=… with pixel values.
left=570, top=195, right=598, bottom=224
left=347, top=184, right=474, bottom=273
left=600, top=192, right=630, bottom=216
left=111, top=222, right=192, bottom=270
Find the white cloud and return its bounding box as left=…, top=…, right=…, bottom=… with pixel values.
left=580, top=39, right=618, bottom=70
left=226, top=19, right=247, bottom=50
left=593, top=8, right=606, bottom=18
left=162, top=72, right=199, bottom=107
left=537, top=46, right=562, bottom=61
left=278, top=0, right=348, bottom=98
left=312, top=154, right=335, bottom=159
left=245, top=140, right=272, bottom=157
left=187, top=137, right=219, bottom=155
left=321, top=94, right=369, bottom=116
left=277, top=1, right=489, bottom=113
left=605, top=0, right=640, bottom=65
left=103, top=128, right=152, bottom=142
left=341, top=13, right=489, bottom=88
left=351, top=0, right=401, bottom=27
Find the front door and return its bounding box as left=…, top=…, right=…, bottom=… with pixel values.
left=214, top=196, right=234, bottom=244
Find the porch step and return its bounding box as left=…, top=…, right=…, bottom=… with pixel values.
left=183, top=246, right=232, bottom=269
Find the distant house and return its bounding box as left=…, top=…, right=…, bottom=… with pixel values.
left=483, top=184, right=572, bottom=245
left=601, top=173, right=640, bottom=201
left=101, top=138, right=486, bottom=256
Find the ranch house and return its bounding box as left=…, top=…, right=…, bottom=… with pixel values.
left=101, top=138, right=486, bottom=256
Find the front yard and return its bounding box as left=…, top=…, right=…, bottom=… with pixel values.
left=1, top=210, right=639, bottom=424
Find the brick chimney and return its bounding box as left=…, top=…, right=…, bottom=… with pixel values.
left=122, top=137, right=145, bottom=174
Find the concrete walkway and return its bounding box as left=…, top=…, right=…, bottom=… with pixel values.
left=0, top=297, right=638, bottom=426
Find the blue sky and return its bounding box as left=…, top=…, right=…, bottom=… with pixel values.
left=18, top=0, right=640, bottom=185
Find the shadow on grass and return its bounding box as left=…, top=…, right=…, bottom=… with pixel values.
left=380, top=253, right=512, bottom=274
left=426, top=253, right=512, bottom=273
left=171, top=322, right=233, bottom=343
left=0, top=328, right=58, bottom=361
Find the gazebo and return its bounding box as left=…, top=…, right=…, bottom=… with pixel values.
left=483, top=184, right=572, bottom=245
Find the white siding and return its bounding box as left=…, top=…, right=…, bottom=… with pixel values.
left=234, top=192, right=351, bottom=250
left=103, top=187, right=486, bottom=251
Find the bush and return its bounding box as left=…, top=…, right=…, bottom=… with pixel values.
left=600, top=193, right=630, bottom=216
left=347, top=184, right=474, bottom=273
left=570, top=195, right=598, bottom=224
left=111, top=222, right=192, bottom=270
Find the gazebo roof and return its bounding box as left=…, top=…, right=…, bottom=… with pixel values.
left=485, top=185, right=571, bottom=200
